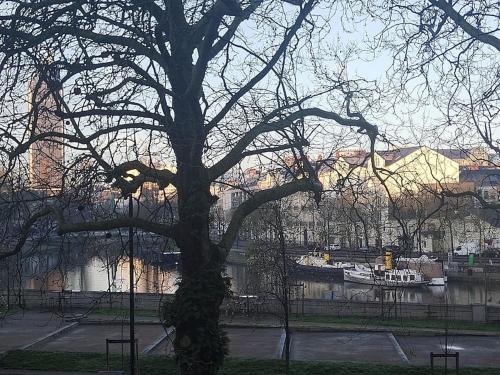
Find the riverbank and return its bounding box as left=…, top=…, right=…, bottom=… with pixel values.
left=1, top=351, right=499, bottom=375
left=4, top=289, right=499, bottom=322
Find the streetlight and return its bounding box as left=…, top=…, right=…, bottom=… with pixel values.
left=128, top=192, right=135, bottom=375
left=124, top=168, right=140, bottom=375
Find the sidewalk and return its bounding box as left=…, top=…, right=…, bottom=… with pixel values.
left=0, top=370, right=93, bottom=375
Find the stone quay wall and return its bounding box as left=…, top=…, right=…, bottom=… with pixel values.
left=1, top=289, right=498, bottom=323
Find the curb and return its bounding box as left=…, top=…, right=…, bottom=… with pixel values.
left=387, top=332, right=409, bottom=363
left=291, top=325, right=500, bottom=337
left=221, top=323, right=282, bottom=329
left=279, top=330, right=292, bottom=360
left=222, top=321, right=500, bottom=337
left=277, top=329, right=286, bottom=359
left=142, top=327, right=174, bottom=354
left=80, top=320, right=159, bottom=325
left=20, top=322, right=79, bottom=350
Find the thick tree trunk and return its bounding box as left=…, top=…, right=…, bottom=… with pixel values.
left=173, top=259, right=229, bottom=375
left=161, top=82, right=231, bottom=373
left=163, top=153, right=229, bottom=375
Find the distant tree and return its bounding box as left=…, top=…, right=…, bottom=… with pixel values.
left=246, top=201, right=294, bottom=374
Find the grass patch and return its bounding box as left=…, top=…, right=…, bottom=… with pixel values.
left=87, top=307, right=500, bottom=333
left=290, top=315, right=500, bottom=332
left=1, top=351, right=500, bottom=375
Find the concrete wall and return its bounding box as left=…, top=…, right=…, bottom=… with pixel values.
left=2, top=289, right=499, bottom=323
left=0, top=289, right=172, bottom=311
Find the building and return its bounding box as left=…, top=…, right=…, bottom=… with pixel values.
left=28, top=65, right=64, bottom=191
left=374, top=146, right=460, bottom=195
left=435, top=147, right=492, bottom=168
left=213, top=146, right=500, bottom=252
left=460, top=168, right=500, bottom=204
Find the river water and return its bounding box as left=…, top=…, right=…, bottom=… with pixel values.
left=11, top=253, right=500, bottom=306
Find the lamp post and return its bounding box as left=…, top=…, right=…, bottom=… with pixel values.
left=128, top=193, right=135, bottom=375
left=123, top=168, right=140, bottom=375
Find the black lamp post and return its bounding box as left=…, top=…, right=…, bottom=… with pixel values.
left=128, top=193, right=135, bottom=375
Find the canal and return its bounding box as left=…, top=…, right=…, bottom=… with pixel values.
left=5, top=250, right=499, bottom=306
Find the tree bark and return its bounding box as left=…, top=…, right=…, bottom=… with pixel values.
left=172, top=257, right=229, bottom=375
left=165, top=127, right=229, bottom=374
left=164, top=178, right=229, bottom=374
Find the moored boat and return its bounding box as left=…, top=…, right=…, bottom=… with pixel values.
left=293, top=253, right=353, bottom=278
left=343, top=263, right=429, bottom=287
left=396, top=255, right=446, bottom=286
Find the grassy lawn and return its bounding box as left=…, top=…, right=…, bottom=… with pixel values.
left=3, top=304, right=499, bottom=333
left=89, top=307, right=160, bottom=318
left=1, top=351, right=499, bottom=375
left=290, top=315, right=500, bottom=332
left=83, top=307, right=500, bottom=333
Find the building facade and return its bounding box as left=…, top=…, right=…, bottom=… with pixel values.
left=28, top=66, right=64, bottom=191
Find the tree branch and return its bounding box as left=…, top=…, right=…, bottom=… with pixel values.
left=240, top=140, right=309, bottom=158
left=57, top=217, right=178, bottom=239
left=187, top=0, right=263, bottom=96
left=429, top=0, right=500, bottom=52
left=0, top=207, right=52, bottom=261
left=0, top=205, right=179, bottom=261
left=206, top=0, right=316, bottom=129
left=109, top=160, right=177, bottom=195
left=208, top=106, right=378, bottom=181
left=218, top=178, right=322, bottom=254
left=9, top=123, right=166, bottom=160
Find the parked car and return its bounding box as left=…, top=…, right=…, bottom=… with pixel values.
left=328, top=243, right=341, bottom=251
left=454, top=241, right=480, bottom=256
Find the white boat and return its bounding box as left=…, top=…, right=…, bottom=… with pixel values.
left=344, top=264, right=429, bottom=287
left=294, top=253, right=353, bottom=278
left=397, top=255, right=446, bottom=286
left=343, top=264, right=376, bottom=284
left=427, top=277, right=446, bottom=286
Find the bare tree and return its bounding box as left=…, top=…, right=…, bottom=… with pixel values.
left=0, top=1, right=380, bottom=374
left=245, top=200, right=295, bottom=374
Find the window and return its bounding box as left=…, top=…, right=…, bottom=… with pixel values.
left=386, top=274, right=389, bottom=280
left=397, top=275, right=401, bottom=281
left=231, top=192, right=242, bottom=208
left=391, top=275, right=395, bottom=281
left=403, top=276, right=407, bottom=281
left=410, top=275, right=415, bottom=281
left=484, top=190, right=490, bottom=200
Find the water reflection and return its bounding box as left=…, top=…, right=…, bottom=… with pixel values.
left=4, top=252, right=500, bottom=306
left=22, top=256, right=179, bottom=294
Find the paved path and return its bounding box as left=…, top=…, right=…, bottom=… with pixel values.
left=396, top=334, right=500, bottom=367
left=0, top=311, right=69, bottom=352
left=290, top=331, right=404, bottom=364
left=2, top=310, right=500, bottom=368
left=32, top=324, right=164, bottom=354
